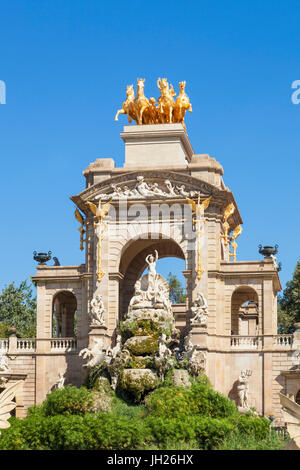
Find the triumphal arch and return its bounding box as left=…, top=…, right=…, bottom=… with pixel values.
left=1, top=78, right=300, bottom=420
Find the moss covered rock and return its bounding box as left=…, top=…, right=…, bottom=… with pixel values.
left=124, top=335, right=158, bottom=356
left=120, top=368, right=159, bottom=401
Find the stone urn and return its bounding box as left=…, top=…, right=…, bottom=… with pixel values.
left=33, top=251, right=52, bottom=265
left=258, top=245, right=278, bottom=258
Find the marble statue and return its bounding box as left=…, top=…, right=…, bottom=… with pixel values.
left=237, top=369, right=252, bottom=409
left=182, top=333, right=197, bottom=360
left=190, top=293, right=208, bottom=326
left=79, top=338, right=107, bottom=369
left=56, top=371, right=65, bottom=390
left=90, top=294, right=106, bottom=327
left=128, top=279, right=152, bottom=314
left=0, top=352, right=9, bottom=373
left=145, top=249, right=158, bottom=293
left=188, top=349, right=206, bottom=377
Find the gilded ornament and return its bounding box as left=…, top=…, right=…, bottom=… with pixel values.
left=229, top=225, right=242, bottom=262
left=87, top=199, right=112, bottom=283
left=74, top=208, right=86, bottom=251
left=115, top=78, right=193, bottom=131
left=187, top=194, right=211, bottom=281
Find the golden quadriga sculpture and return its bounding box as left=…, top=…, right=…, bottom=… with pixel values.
left=115, top=78, right=192, bottom=132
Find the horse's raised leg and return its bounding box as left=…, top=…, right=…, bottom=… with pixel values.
left=114, top=108, right=125, bottom=121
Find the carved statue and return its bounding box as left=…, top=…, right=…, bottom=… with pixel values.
left=173, top=81, right=192, bottom=132
left=0, top=353, right=9, bottom=373
left=188, top=349, right=206, bottom=377
left=158, top=333, right=172, bottom=358
left=90, top=294, right=106, bottom=326
left=0, top=381, right=22, bottom=434
left=135, top=176, right=154, bottom=197
left=190, top=293, right=208, bottom=326
left=56, top=372, right=65, bottom=390
left=182, top=333, right=197, bottom=360
left=128, top=279, right=152, bottom=314
left=110, top=335, right=122, bottom=359
left=145, top=250, right=159, bottom=293
left=237, top=369, right=252, bottom=409
left=79, top=338, right=106, bottom=369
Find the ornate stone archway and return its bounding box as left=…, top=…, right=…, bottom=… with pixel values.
left=118, top=235, right=186, bottom=319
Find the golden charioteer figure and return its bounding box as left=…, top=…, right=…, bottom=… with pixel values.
left=115, top=78, right=192, bottom=132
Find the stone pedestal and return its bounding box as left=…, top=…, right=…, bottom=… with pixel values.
left=88, top=325, right=110, bottom=348
left=121, top=123, right=194, bottom=168
left=190, top=326, right=208, bottom=350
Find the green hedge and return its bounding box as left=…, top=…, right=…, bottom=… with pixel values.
left=145, top=415, right=235, bottom=450
left=0, top=414, right=147, bottom=450
left=146, top=383, right=238, bottom=419
left=41, top=386, right=94, bottom=416
left=0, top=382, right=271, bottom=450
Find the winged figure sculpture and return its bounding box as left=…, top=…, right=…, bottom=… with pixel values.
left=0, top=380, right=22, bottom=433
left=87, top=199, right=112, bottom=222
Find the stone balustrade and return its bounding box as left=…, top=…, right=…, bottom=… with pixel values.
left=273, top=334, right=294, bottom=348
left=0, top=338, right=8, bottom=351
left=50, top=338, right=78, bottom=352
left=231, top=335, right=262, bottom=349
left=16, top=339, right=36, bottom=351
left=0, top=338, right=78, bottom=353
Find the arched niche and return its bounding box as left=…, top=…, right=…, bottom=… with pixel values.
left=118, top=235, right=186, bottom=320
left=231, top=286, right=259, bottom=336
left=52, top=291, right=77, bottom=338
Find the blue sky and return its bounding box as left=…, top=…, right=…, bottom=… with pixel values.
left=0, top=0, right=299, bottom=293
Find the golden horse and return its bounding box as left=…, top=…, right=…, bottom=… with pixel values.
left=133, top=78, right=152, bottom=125
left=157, top=78, right=176, bottom=124
left=173, top=81, right=192, bottom=132
left=114, top=84, right=137, bottom=123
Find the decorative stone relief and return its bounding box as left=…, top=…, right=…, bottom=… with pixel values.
left=95, top=175, right=199, bottom=200
left=190, top=293, right=208, bottom=326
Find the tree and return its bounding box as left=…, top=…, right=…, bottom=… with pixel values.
left=0, top=280, right=37, bottom=337
left=278, top=260, right=300, bottom=333
left=167, top=273, right=186, bottom=304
